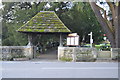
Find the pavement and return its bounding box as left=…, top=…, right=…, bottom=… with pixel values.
left=0, top=61, right=118, bottom=78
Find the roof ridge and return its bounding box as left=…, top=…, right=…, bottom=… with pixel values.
left=40, top=11, right=55, bottom=12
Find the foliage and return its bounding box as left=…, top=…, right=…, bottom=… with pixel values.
left=50, top=2, right=104, bottom=43
left=95, top=43, right=111, bottom=51
left=2, top=2, right=47, bottom=46
left=60, top=57, right=73, bottom=62
left=12, top=55, right=26, bottom=58
left=89, top=2, right=120, bottom=48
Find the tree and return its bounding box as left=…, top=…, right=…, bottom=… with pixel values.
left=89, top=1, right=120, bottom=48
left=49, top=2, right=103, bottom=43
left=2, top=2, right=47, bottom=46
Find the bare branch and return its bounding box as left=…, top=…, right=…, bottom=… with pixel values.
left=105, top=0, right=116, bottom=20
left=95, top=3, right=115, bottom=33
left=95, top=4, right=107, bottom=20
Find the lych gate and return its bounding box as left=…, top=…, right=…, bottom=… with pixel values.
left=17, top=11, right=71, bottom=60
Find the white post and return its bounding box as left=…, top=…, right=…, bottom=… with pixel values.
left=88, top=32, right=93, bottom=48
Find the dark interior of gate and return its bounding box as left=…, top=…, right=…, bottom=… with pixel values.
left=32, top=34, right=60, bottom=61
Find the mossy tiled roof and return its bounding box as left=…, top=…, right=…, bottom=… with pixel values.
left=17, top=11, right=71, bottom=34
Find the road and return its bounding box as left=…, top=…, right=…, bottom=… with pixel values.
left=0, top=61, right=118, bottom=78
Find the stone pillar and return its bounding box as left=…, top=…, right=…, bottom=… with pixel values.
left=92, top=48, right=97, bottom=59
left=72, top=47, right=76, bottom=62
left=27, top=34, right=33, bottom=46
left=111, top=48, right=118, bottom=59
left=59, top=34, right=63, bottom=47
left=27, top=34, right=34, bottom=59
left=25, top=46, right=34, bottom=59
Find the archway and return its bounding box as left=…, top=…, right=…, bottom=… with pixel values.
left=17, top=11, right=71, bottom=61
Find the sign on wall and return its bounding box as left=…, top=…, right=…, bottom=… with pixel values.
left=67, top=33, right=79, bottom=46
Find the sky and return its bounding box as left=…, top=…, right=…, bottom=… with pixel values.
left=0, top=0, right=110, bottom=20
left=0, top=0, right=2, bottom=9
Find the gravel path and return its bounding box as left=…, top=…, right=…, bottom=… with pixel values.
left=32, top=48, right=58, bottom=61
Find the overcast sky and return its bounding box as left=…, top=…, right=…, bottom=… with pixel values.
left=0, top=0, right=2, bottom=9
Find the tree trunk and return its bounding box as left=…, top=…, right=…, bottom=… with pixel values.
left=89, top=2, right=116, bottom=48
left=118, top=3, right=120, bottom=48
left=115, top=2, right=120, bottom=48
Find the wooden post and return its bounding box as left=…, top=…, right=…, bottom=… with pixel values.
left=59, top=34, right=63, bottom=47
left=27, top=34, right=34, bottom=59
left=27, top=34, right=33, bottom=46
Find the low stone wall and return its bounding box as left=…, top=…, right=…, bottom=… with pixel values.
left=1, top=46, right=119, bottom=61
left=58, top=47, right=97, bottom=62
left=97, top=48, right=119, bottom=59
left=97, top=51, right=111, bottom=58
left=0, top=46, right=34, bottom=61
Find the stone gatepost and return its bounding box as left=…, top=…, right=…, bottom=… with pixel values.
left=58, top=47, right=64, bottom=61
left=111, top=48, right=119, bottom=59
left=92, top=48, right=97, bottom=59
left=72, top=47, right=76, bottom=62
left=25, top=46, right=34, bottom=59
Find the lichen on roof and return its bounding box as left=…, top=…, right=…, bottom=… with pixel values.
left=17, top=11, right=71, bottom=33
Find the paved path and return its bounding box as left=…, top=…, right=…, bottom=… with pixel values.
left=1, top=62, right=118, bottom=78
left=33, top=48, right=58, bottom=61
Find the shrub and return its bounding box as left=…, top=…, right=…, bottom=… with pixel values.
left=60, top=57, right=73, bottom=62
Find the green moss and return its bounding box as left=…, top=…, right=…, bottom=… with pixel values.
left=60, top=57, right=73, bottom=62
left=17, top=11, right=71, bottom=33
